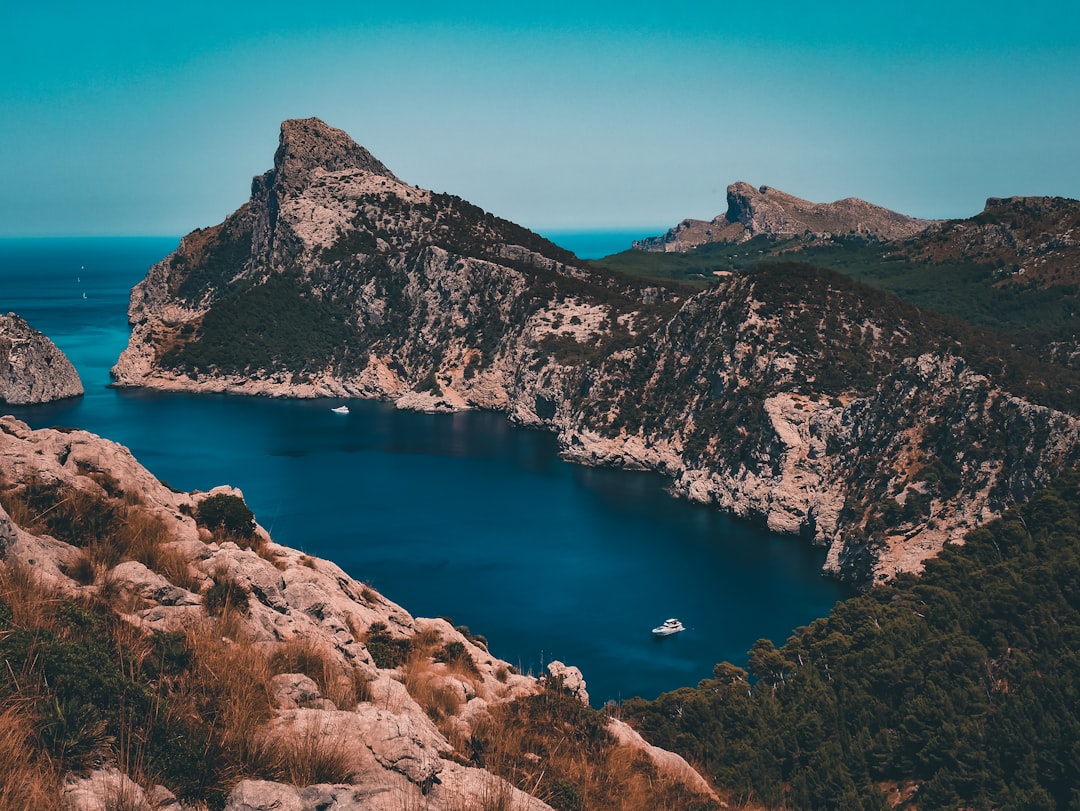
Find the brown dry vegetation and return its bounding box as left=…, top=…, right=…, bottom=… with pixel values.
left=1, top=463, right=720, bottom=809
left=0, top=466, right=201, bottom=593
left=0, top=696, right=64, bottom=810
left=270, top=636, right=370, bottom=709
left=469, top=684, right=720, bottom=811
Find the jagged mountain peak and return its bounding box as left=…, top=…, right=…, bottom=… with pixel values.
left=271, top=117, right=398, bottom=192
left=636, top=181, right=933, bottom=252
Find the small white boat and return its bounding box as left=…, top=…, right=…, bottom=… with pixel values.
left=331, top=405, right=349, bottom=414
left=652, top=618, right=686, bottom=636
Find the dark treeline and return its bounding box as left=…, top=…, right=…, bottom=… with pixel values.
left=624, top=471, right=1080, bottom=810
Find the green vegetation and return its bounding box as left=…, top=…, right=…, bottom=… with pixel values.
left=589, top=235, right=788, bottom=287
left=159, top=273, right=367, bottom=377
left=196, top=493, right=256, bottom=541
left=591, top=236, right=1080, bottom=367
left=171, top=216, right=255, bottom=305
left=624, top=471, right=1080, bottom=810
left=363, top=621, right=410, bottom=669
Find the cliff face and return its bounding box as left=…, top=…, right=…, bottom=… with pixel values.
left=633, top=182, right=934, bottom=252
left=111, top=119, right=1080, bottom=585
left=0, top=313, right=83, bottom=404
left=0, top=416, right=716, bottom=809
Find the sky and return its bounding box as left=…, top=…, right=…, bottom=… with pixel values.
left=2, top=1, right=1078, bottom=237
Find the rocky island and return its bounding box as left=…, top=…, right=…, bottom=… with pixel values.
left=111, top=118, right=1080, bottom=586
left=0, top=312, right=83, bottom=404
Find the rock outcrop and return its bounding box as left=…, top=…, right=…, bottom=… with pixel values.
left=634, top=181, right=934, bottom=252
left=110, top=119, right=1080, bottom=585
left=0, top=416, right=717, bottom=810
left=0, top=313, right=83, bottom=404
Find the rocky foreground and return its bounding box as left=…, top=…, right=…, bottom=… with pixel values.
left=0, top=313, right=83, bottom=404
left=0, top=416, right=716, bottom=810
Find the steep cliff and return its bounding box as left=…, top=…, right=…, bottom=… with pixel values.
left=633, top=182, right=933, bottom=252
left=112, top=119, right=1080, bottom=585
left=0, top=416, right=716, bottom=810
left=0, top=313, right=83, bottom=404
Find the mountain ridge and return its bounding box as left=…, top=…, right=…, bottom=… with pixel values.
left=111, top=118, right=1080, bottom=586
left=634, top=181, right=935, bottom=252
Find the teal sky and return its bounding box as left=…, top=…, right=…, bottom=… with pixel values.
left=2, top=1, right=1078, bottom=236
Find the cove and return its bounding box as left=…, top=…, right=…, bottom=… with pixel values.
left=1, top=237, right=852, bottom=704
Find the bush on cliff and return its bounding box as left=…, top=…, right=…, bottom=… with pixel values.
left=196, top=493, right=257, bottom=541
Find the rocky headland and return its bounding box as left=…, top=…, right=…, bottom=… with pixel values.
left=0, top=416, right=716, bottom=810
left=633, top=182, right=935, bottom=252
left=0, top=312, right=83, bottom=404
left=110, top=118, right=1080, bottom=586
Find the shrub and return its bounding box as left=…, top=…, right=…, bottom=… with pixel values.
left=363, top=622, right=409, bottom=669
left=202, top=571, right=249, bottom=617
left=196, top=494, right=256, bottom=541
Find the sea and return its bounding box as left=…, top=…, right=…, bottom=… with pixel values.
left=0, top=234, right=851, bottom=705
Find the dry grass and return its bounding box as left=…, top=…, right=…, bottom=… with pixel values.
left=253, top=714, right=356, bottom=787
left=0, top=559, right=61, bottom=633
left=269, top=637, right=369, bottom=710
left=0, top=697, right=63, bottom=811
left=0, top=467, right=198, bottom=595
left=147, top=542, right=202, bottom=592
left=398, top=634, right=477, bottom=733
left=469, top=687, right=720, bottom=811
left=444, top=772, right=524, bottom=811
left=164, top=620, right=275, bottom=779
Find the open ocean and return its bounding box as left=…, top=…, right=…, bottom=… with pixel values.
left=0, top=235, right=850, bottom=704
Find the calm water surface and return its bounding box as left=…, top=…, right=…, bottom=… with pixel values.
left=0, top=237, right=850, bottom=704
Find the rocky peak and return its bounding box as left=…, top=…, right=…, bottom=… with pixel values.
left=635, top=181, right=933, bottom=252
left=270, top=117, right=398, bottom=194
left=0, top=313, right=83, bottom=405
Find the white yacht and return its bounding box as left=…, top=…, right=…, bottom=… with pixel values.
left=331, top=405, right=349, bottom=414
left=652, top=618, right=686, bottom=636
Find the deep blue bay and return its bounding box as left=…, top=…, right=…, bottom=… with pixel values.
left=0, top=236, right=851, bottom=704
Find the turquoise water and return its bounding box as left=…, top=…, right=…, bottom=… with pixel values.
left=541, top=228, right=660, bottom=259
left=0, top=237, right=850, bottom=704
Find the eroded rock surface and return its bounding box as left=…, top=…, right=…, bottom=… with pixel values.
left=0, top=313, right=83, bottom=404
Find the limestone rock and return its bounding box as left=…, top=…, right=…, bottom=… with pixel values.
left=0, top=416, right=717, bottom=810
left=635, top=181, right=934, bottom=252
left=106, top=118, right=1080, bottom=587
left=61, top=770, right=181, bottom=810
left=547, top=660, right=589, bottom=705
left=0, top=313, right=83, bottom=404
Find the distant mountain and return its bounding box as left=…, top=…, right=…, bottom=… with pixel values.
left=112, top=118, right=1080, bottom=587
left=634, top=182, right=934, bottom=252
left=908, top=194, right=1080, bottom=287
